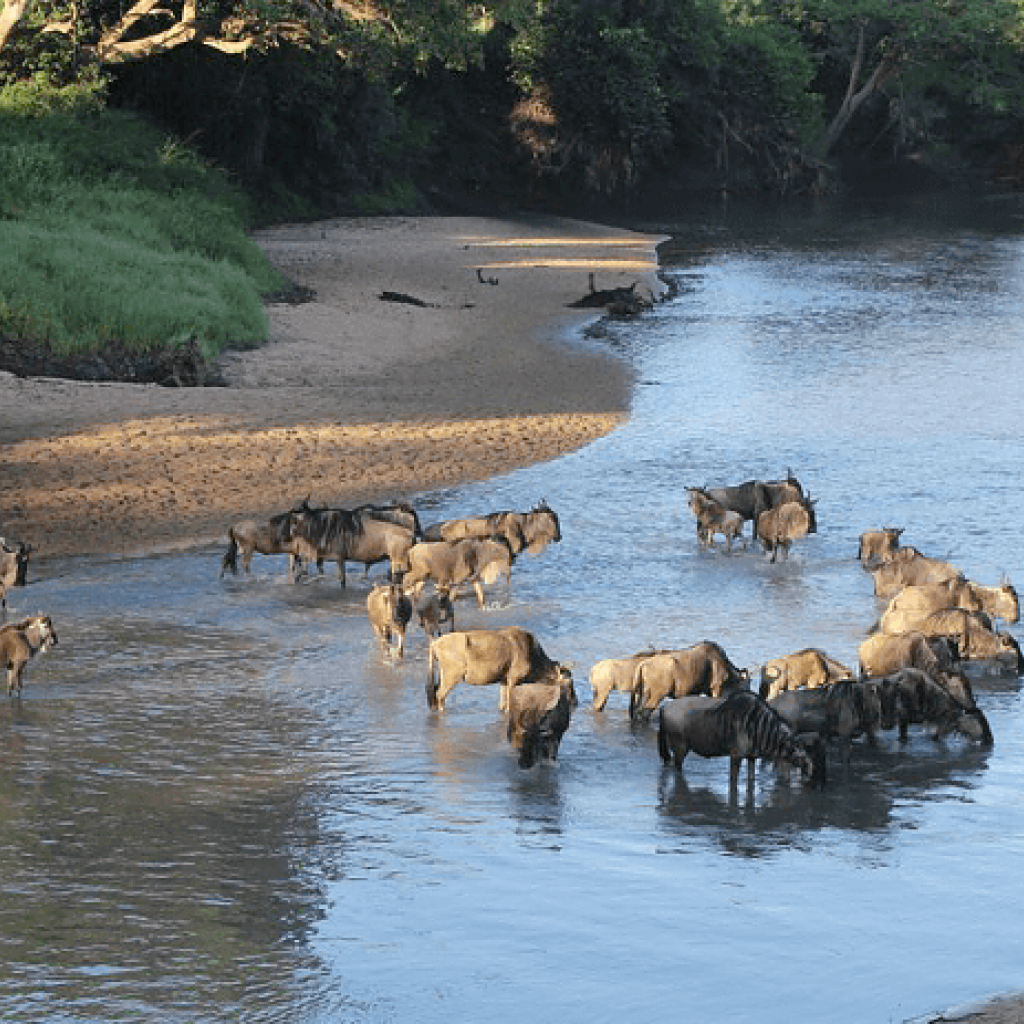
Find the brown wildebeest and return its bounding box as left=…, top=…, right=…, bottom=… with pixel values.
left=423, top=502, right=561, bottom=556
left=629, top=641, right=749, bottom=720
left=703, top=472, right=810, bottom=542
left=366, top=584, right=413, bottom=657
left=1, top=539, right=32, bottom=618
left=588, top=651, right=664, bottom=712
left=402, top=537, right=514, bottom=608
left=285, top=502, right=416, bottom=586
left=769, top=679, right=898, bottom=765
left=220, top=508, right=306, bottom=579
left=910, top=609, right=1024, bottom=671
left=426, top=627, right=570, bottom=712
left=857, top=528, right=905, bottom=569
left=877, top=578, right=1019, bottom=632
left=1, top=613, right=58, bottom=696
left=413, top=583, right=455, bottom=638
left=687, top=488, right=746, bottom=552
left=881, top=667, right=993, bottom=744
left=758, top=648, right=856, bottom=700
left=858, top=630, right=960, bottom=679
left=868, top=549, right=962, bottom=599
left=657, top=690, right=826, bottom=788
left=756, top=499, right=815, bottom=562
left=506, top=676, right=577, bottom=768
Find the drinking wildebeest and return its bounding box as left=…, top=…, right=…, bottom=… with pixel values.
left=909, top=609, right=1024, bottom=671
left=285, top=501, right=416, bottom=586
left=858, top=629, right=961, bottom=679
left=1, top=613, right=58, bottom=696
left=880, top=667, right=993, bottom=745
left=687, top=488, right=746, bottom=552
left=588, top=650, right=663, bottom=712
left=756, top=498, right=815, bottom=562
left=769, top=679, right=898, bottom=765
left=426, top=627, right=570, bottom=712
left=506, top=676, right=577, bottom=768
left=868, top=549, right=962, bottom=599
left=402, top=537, right=514, bottom=608
left=629, top=641, right=749, bottom=720
left=220, top=508, right=306, bottom=579
left=423, top=502, right=561, bottom=556
left=656, top=690, right=827, bottom=788
left=877, top=577, right=1018, bottom=629
left=366, top=583, right=413, bottom=657
left=758, top=648, right=856, bottom=700
left=413, top=583, right=455, bottom=638
left=703, top=472, right=809, bottom=542
left=857, top=527, right=905, bottom=569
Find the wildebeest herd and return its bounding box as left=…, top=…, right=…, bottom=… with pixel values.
left=4, top=471, right=1018, bottom=785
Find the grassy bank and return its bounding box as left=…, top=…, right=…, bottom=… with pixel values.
left=0, top=84, right=286, bottom=371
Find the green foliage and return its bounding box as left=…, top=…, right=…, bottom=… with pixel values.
left=0, top=98, right=284, bottom=359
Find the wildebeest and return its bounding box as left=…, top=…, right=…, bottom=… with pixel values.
left=1, top=539, right=32, bottom=617
left=426, top=627, right=571, bottom=712
left=858, top=630, right=961, bottom=679
left=756, top=499, right=815, bottom=562
left=221, top=509, right=306, bottom=579
left=1, top=613, right=58, bottom=696
left=909, top=609, right=1023, bottom=671
left=703, top=472, right=810, bottom=542
left=758, top=648, right=856, bottom=700
left=413, top=583, right=455, bottom=638
left=402, top=537, right=514, bottom=608
left=506, top=676, right=578, bottom=768
left=877, top=578, right=1019, bottom=633
left=857, top=527, right=905, bottom=569
left=657, top=690, right=827, bottom=787
left=366, top=583, right=413, bottom=657
left=423, top=502, right=561, bottom=556
left=588, top=651, right=661, bottom=712
left=769, top=679, right=898, bottom=764
left=868, top=549, right=962, bottom=599
left=629, top=641, right=749, bottom=720
left=687, top=488, right=746, bottom=552
left=881, top=667, right=993, bottom=744
left=286, top=501, right=416, bottom=586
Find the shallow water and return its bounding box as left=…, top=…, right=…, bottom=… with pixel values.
left=3, top=191, right=1024, bottom=1023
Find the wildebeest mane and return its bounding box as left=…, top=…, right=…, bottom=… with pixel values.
left=719, top=689, right=797, bottom=760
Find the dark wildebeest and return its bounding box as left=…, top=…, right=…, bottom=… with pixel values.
left=881, top=667, right=993, bottom=745
left=423, top=502, right=561, bottom=556
left=857, top=528, right=905, bottom=569
left=220, top=509, right=306, bottom=580
left=629, top=641, right=749, bottom=720
left=703, top=472, right=810, bottom=542
left=1, top=539, right=32, bottom=617
left=413, top=583, right=455, bottom=638
left=506, top=676, right=578, bottom=768
left=769, top=679, right=899, bottom=765
left=755, top=498, right=816, bottom=562
left=868, top=549, right=962, bottom=599
left=426, top=627, right=571, bottom=712
left=285, top=502, right=416, bottom=586
left=588, top=651, right=664, bottom=712
left=1, top=613, right=58, bottom=696
left=366, top=583, right=413, bottom=657
left=402, top=537, right=514, bottom=608
left=858, top=630, right=961, bottom=679
left=758, top=648, right=856, bottom=700
left=687, top=488, right=746, bottom=552
left=657, top=690, right=827, bottom=788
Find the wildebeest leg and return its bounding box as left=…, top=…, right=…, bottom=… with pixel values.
left=433, top=670, right=463, bottom=711
left=729, top=756, right=742, bottom=788
left=472, top=580, right=486, bottom=608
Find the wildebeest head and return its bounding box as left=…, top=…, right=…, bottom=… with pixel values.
left=956, top=708, right=994, bottom=746
left=791, top=732, right=827, bottom=787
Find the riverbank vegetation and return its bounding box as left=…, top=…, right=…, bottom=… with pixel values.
left=3, top=0, right=1024, bottom=379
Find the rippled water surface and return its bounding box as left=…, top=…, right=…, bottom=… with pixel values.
left=4, top=193, right=1024, bottom=1023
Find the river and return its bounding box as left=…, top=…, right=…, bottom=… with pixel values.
left=2, top=190, right=1023, bottom=1023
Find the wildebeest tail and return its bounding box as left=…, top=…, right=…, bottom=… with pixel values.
left=426, top=640, right=439, bottom=709
left=221, top=531, right=239, bottom=576
left=656, top=708, right=671, bottom=762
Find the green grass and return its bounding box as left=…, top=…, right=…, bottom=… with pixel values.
left=0, top=83, right=286, bottom=362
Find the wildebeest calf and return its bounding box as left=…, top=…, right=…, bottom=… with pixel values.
left=506, top=677, right=577, bottom=768
left=1, top=613, right=58, bottom=696
left=366, top=584, right=413, bottom=657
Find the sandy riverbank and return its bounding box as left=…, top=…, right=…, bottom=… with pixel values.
left=0, top=214, right=663, bottom=561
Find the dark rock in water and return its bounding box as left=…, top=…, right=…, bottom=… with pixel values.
left=0, top=336, right=223, bottom=387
